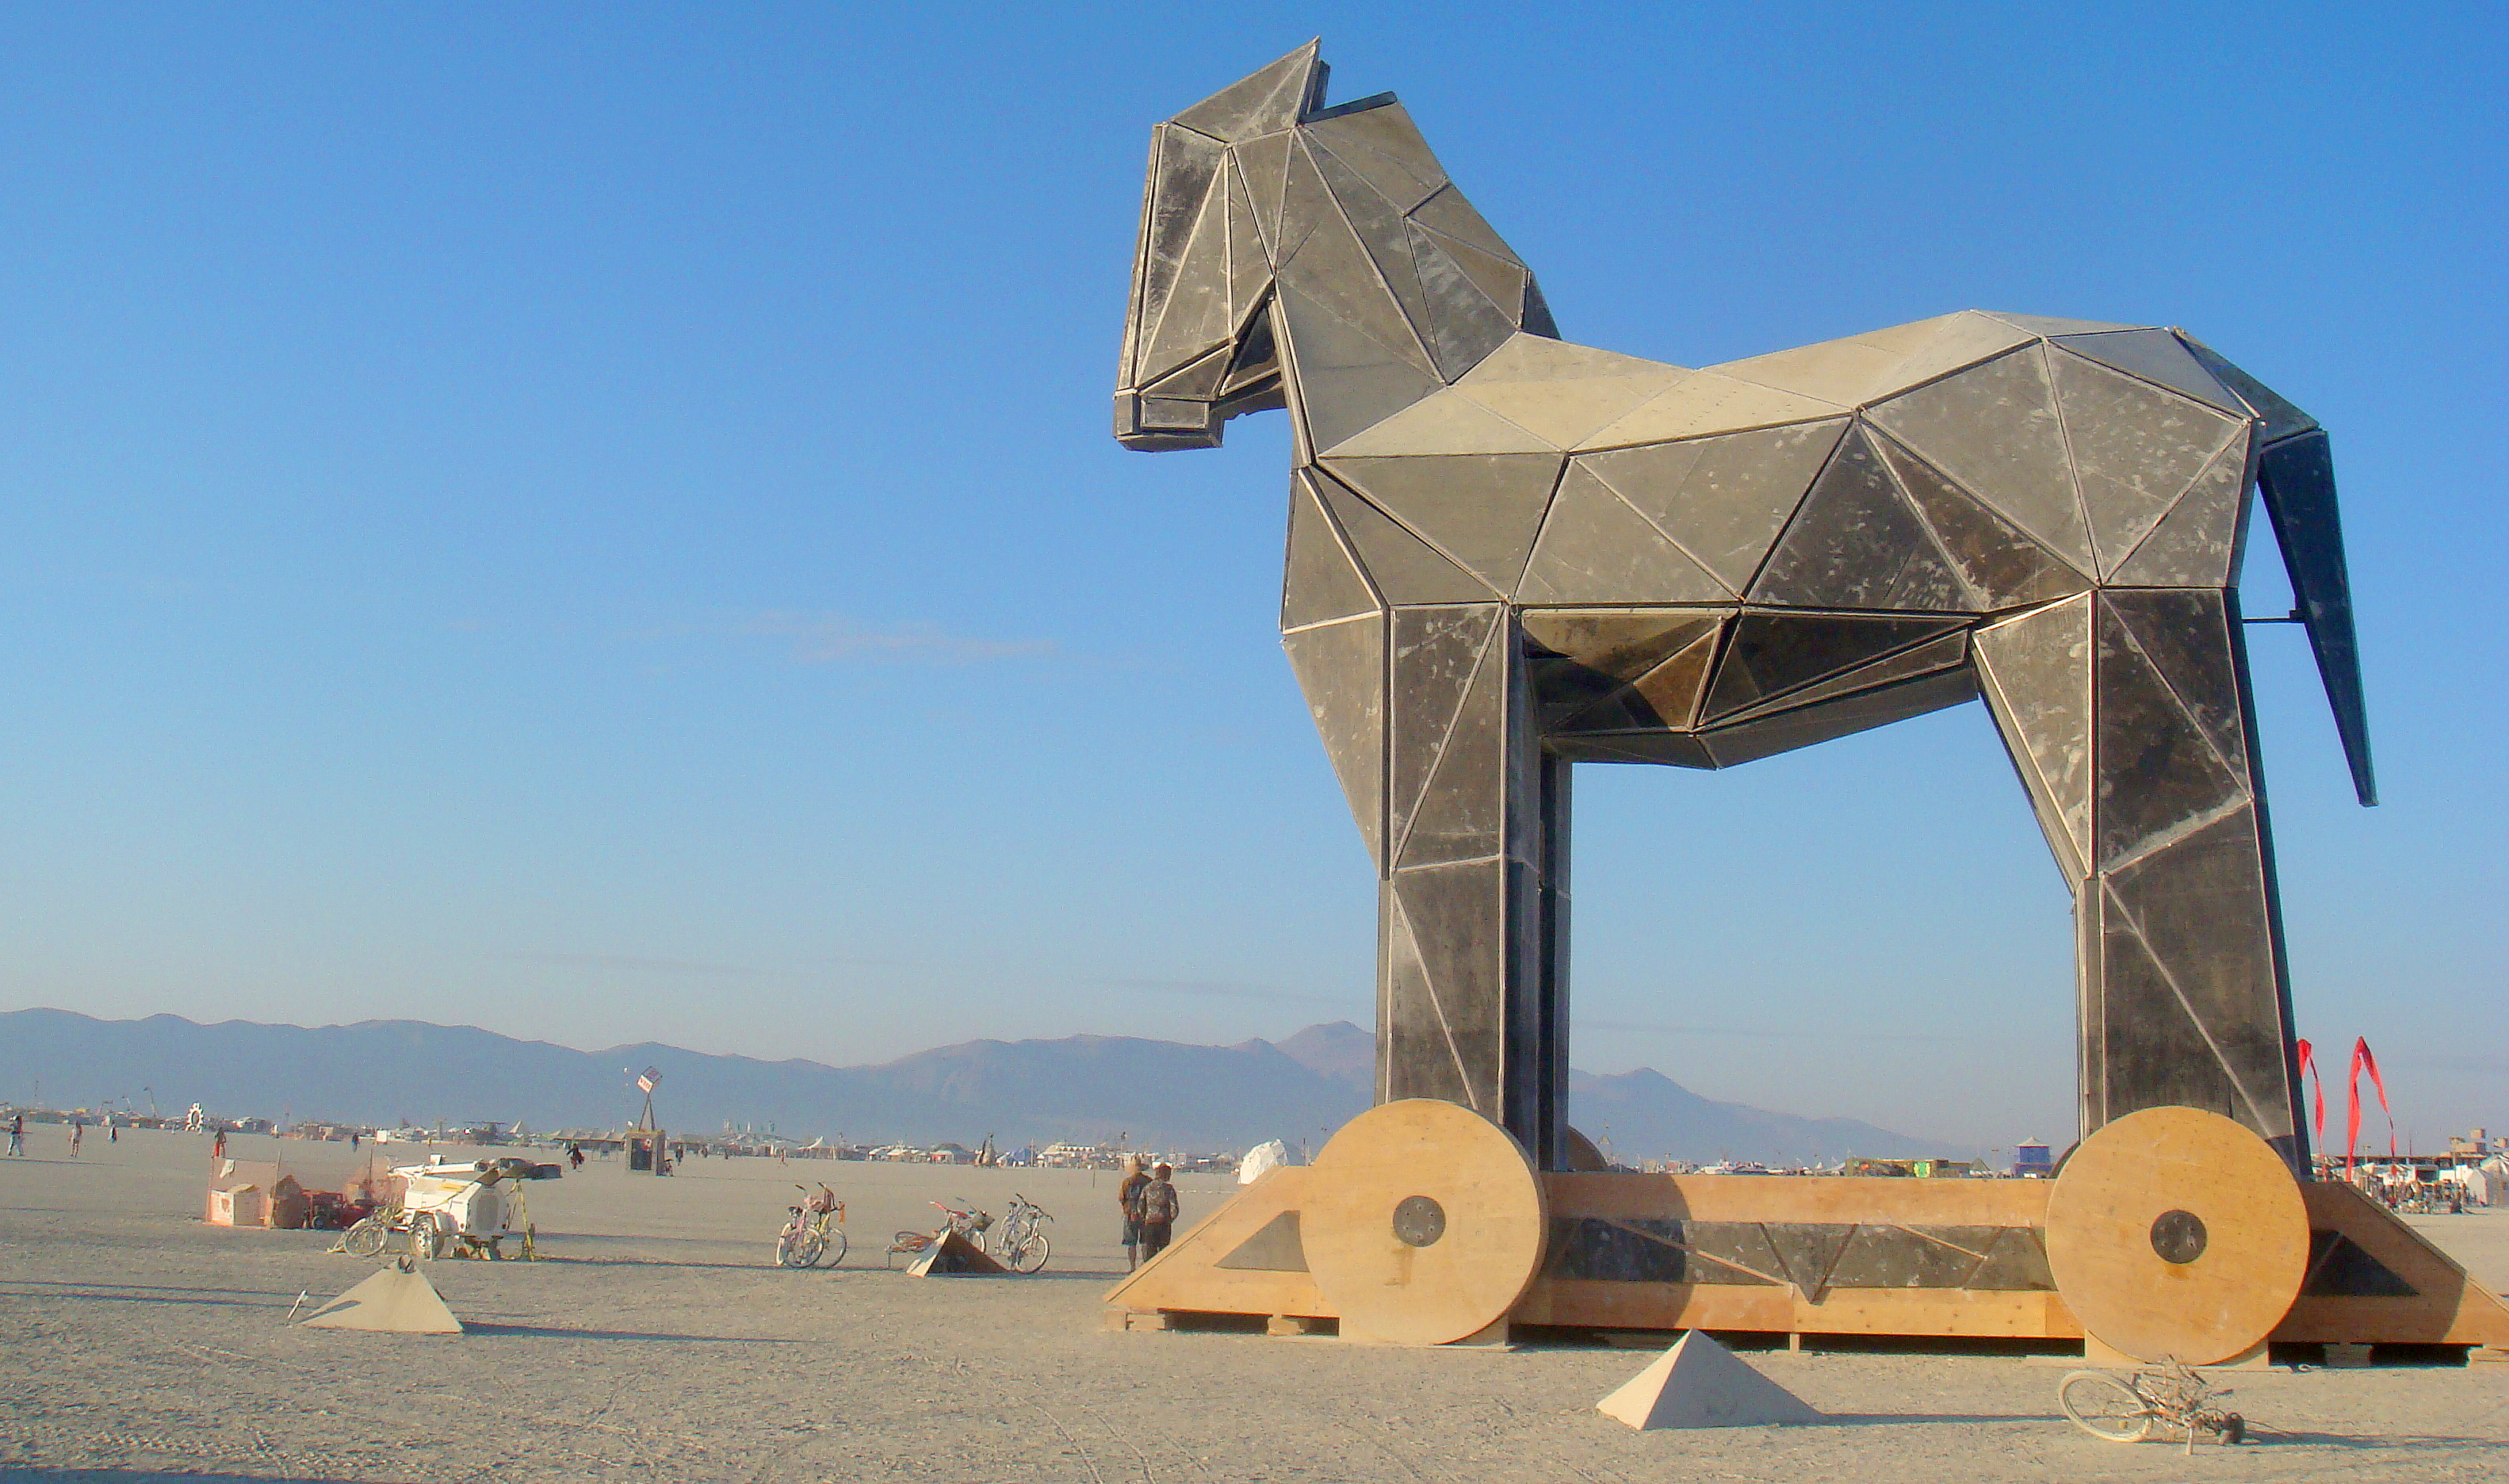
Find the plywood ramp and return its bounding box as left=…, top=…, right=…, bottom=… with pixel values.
left=2273, top=1182, right=2509, bottom=1352
left=1103, top=1167, right=1335, bottom=1322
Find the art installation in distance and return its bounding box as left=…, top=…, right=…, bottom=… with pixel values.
left=1114, top=42, right=2374, bottom=1174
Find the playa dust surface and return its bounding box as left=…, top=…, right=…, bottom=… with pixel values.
left=3, top=1126, right=2506, bottom=1482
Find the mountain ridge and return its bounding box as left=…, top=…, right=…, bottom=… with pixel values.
left=0, top=1007, right=1947, bottom=1161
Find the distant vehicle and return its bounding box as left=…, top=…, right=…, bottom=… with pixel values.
left=340, top=1156, right=560, bottom=1260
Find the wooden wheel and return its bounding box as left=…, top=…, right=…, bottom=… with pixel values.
left=2045, top=1106, right=2308, bottom=1365
left=1302, top=1100, right=1547, bottom=1346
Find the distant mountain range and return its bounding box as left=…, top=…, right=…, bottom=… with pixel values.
left=0, top=1008, right=1943, bottom=1162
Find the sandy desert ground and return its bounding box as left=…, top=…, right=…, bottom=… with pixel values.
left=2, top=1124, right=2503, bottom=1482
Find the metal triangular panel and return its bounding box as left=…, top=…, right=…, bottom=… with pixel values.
left=1406, top=222, right=1528, bottom=335
left=1299, top=138, right=1440, bottom=354
left=2052, top=329, right=2251, bottom=416
left=1751, top=425, right=1968, bottom=611
left=1233, top=132, right=1295, bottom=258
left=1973, top=596, right=2094, bottom=884
left=1871, top=310, right=2039, bottom=393
left=2091, top=863, right=2274, bottom=1134
left=1517, top=465, right=1730, bottom=605
left=1386, top=860, right=1505, bottom=1114
left=1276, top=287, right=1444, bottom=456
left=1396, top=617, right=1509, bottom=869
left=2112, top=430, right=2253, bottom=587
left=1553, top=627, right=1723, bottom=734
left=1873, top=433, right=2090, bottom=610
left=1308, top=469, right=1497, bottom=603
left=1455, top=334, right=1689, bottom=449
left=1962, top=1228, right=2056, bottom=1291
left=1304, top=101, right=1448, bottom=208
left=1284, top=472, right=1381, bottom=629
left=1324, top=388, right=1555, bottom=457
left=2092, top=598, right=2247, bottom=870
left=2052, top=354, right=2243, bottom=577
left=1581, top=419, right=1849, bottom=595
left=1130, top=125, right=1226, bottom=387
left=1578, top=373, right=1845, bottom=449
left=1716, top=630, right=1970, bottom=725
left=1762, top=1223, right=1855, bottom=1295
left=1305, top=120, right=1443, bottom=215
left=1283, top=613, right=1386, bottom=864
left=1697, top=667, right=1977, bottom=767
left=2099, top=590, right=2251, bottom=786
left=1868, top=345, right=2096, bottom=575
left=1551, top=731, right=1718, bottom=768
left=1145, top=343, right=1232, bottom=401
left=1523, top=610, right=1726, bottom=724
left=2254, top=430, right=2374, bottom=805
left=1142, top=178, right=1237, bottom=382
left=1389, top=606, right=1505, bottom=859
left=1978, top=312, right=2138, bottom=336
left=1709, top=335, right=1910, bottom=408
left=1324, top=452, right=1565, bottom=592
left=1278, top=151, right=1434, bottom=374
left=1701, top=611, right=1968, bottom=721
left=1172, top=42, right=1323, bottom=143
left=1407, top=185, right=1522, bottom=265
left=2178, top=335, right=2318, bottom=445
left=1223, top=160, right=1270, bottom=318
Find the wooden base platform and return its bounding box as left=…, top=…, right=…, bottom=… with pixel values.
left=1104, top=1167, right=2509, bottom=1357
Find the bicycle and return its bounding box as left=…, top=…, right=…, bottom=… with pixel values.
left=887, top=1198, right=990, bottom=1266
left=338, top=1206, right=447, bottom=1260
left=989, top=1192, right=1053, bottom=1273
left=775, top=1184, right=847, bottom=1269
left=2059, top=1359, right=2247, bottom=1451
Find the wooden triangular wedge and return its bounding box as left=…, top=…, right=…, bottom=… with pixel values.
left=906, top=1228, right=1008, bottom=1276
left=1596, top=1330, right=1821, bottom=1429
left=299, top=1261, right=464, bottom=1335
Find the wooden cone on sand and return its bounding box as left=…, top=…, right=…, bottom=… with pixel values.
left=1596, top=1331, right=1821, bottom=1429
left=906, top=1229, right=1009, bottom=1276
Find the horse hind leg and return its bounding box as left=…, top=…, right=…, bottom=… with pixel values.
left=1975, top=591, right=2304, bottom=1165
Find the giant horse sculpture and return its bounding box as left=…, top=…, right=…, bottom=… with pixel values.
left=1115, top=44, right=2373, bottom=1174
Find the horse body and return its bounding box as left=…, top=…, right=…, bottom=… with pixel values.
left=1117, top=44, right=2373, bottom=1169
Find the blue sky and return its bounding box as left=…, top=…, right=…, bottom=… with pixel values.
left=1, top=4, right=2498, bottom=1148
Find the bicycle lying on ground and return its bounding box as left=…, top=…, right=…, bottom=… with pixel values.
left=887, top=1198, right=990, bottom=1267
left=2059, top=1359, right=2247, bottom=1449
left=988, top=1192, right=1052, bottom=1273
left=775, top=1184, right=847, bottom=1268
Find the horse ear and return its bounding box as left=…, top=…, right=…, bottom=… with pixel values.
left=1172, top=40, right=1326, bottom=142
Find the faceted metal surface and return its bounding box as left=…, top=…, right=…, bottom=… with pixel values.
left=1751, top=424, right=1966, bottom=610
left=2052, top=329, right=2251, bottom=416
left=1517, top=464, right=1729, bottom=606
left=1582, top=420, right=1849, bottom=594
left=1117, top=49, right=2373, bottom=1168
left=2051, top=352, right=2243, bottom=576
left=1868, top=346, right=2097, bottom=575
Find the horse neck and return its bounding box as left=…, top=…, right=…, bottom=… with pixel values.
left=1264, top=124, right=1543, bottom=454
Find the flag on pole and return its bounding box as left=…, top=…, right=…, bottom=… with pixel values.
left=637, top=1066, right=660, bottom=1094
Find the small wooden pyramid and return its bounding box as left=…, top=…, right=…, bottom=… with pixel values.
left=1596, top=1331, right=1821, bottom=1429
left=907, top=1229, right=1009, bottom=1276
left=299, top=1259, right=464, bottom=1335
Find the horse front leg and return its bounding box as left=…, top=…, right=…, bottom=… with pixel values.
left=1975, top=590, right=2305, bottom=1167
left=1375, top=604, right=1564, bottom=1165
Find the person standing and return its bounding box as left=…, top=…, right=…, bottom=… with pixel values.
left=7, top=1114, right=23, bottom=1157
left=69, top=1121, right=83, bottom=1157
left=1138, top=1164, right=1180, bottom=1262
left=211, top=1129, right=228, bottom=1161
left=1116, top=1155, right=1150, bottom=1272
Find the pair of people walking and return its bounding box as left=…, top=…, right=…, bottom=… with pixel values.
left=1116, top=1156, right=1179, bottom=1271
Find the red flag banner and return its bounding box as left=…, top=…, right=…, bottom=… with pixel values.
left=2296, top=1039, right=2326, bottom=1145
left=2345, top=1037, right=2396, bottom=1175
